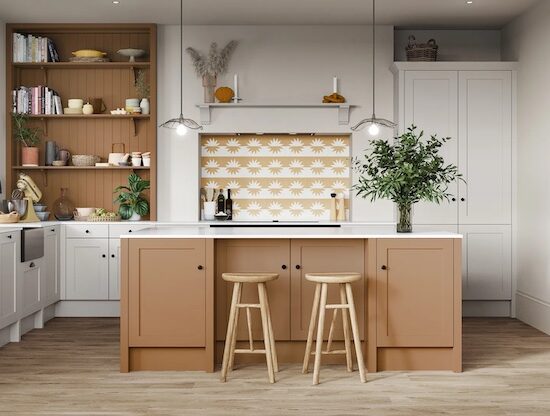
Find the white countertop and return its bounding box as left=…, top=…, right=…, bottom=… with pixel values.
left=120, top=225, right=462, bottom=239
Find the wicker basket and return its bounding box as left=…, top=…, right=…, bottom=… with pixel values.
left=72, top=155, right=100, bottom=166
left=0, top=211, right=20, bottom=223
left=406, top=36, right=438, bottom=62
left=88, top=214, right=121, bottom=222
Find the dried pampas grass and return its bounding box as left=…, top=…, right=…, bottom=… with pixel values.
left=186, top=40, right=238, bottom=77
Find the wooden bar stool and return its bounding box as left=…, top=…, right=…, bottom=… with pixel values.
left=302, top=272, right=366, bottom=385
left=220, top=272, right=279, bottom=383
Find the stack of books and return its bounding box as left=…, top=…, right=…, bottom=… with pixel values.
left=12, top=33, right=60, bottom=63
left=12, top=86, right=63, bottom=115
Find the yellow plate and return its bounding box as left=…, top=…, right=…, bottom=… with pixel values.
left=72, top=49, right=107, bottom=58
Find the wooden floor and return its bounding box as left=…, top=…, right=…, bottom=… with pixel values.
left=1, top=318, right=550, bottom=415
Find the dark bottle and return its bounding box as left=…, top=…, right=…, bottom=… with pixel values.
left=217, top=188, right=226, bottom=213
left=226, top=189, right=233, bottom=220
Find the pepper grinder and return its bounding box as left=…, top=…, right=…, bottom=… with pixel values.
left=329, top=193, right=337, bottom=221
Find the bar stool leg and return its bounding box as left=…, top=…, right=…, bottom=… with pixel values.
left=302, top=283, right=321, bottom=374
left=345, top=283, right=367, bottom=383
left=262, top=283, right=279, bottom=373
left=313, top=283, right=328, bottom=385
left=258, top=282, right=275, bottom=383
left=340, top=283, right=353, bottom=372
left=228, top=282, right=242, bottom=371
left=221, top=282, right=241, bottom=382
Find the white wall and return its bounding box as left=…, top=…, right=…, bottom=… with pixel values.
left=157, top=25, right=395, bottom=222
left=395, top=29, right=501, bottom=61
left=502, top=0, right=550, bottom=334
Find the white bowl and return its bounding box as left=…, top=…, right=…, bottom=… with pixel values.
left=75, top=207, right=96, bottom=217
left=36, top=211, right=50, bottom=221
left=117, top=49, right=146, bottom=62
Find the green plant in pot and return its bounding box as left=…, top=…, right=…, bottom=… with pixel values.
left=13, top=113, right=41, bottom=166
left=353, top=125, right=462, bottom=233
left=114, top=173, right=150, bottom=221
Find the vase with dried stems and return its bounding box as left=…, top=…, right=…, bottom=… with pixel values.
left=186, top=41, right=238, bottom=103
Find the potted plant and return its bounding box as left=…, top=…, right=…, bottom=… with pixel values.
left=114, top=173, right=150, bottom=221
left=354, top=125, right=462, bottom=233
left=13, top=113, right=41, bottom=166
left=186, top=41, right=238, bottom=103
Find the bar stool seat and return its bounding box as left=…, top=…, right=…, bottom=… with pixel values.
left=302, top=272, right=367, bottom=385
left=220, top=272, right=279, bottom=383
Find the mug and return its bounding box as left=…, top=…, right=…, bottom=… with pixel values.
left=88, top=98, right=107, bottom=114
left=57, top=149, right=71, bottom=163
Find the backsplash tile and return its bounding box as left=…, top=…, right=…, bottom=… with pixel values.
left=200, top=134, right=351, bottom=220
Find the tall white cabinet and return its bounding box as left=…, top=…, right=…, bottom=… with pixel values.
left=393, top=62, right=516, bottom=317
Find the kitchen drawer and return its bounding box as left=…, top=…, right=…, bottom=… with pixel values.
left=65, top=224, right=109, bottom=239
left=44, top=225, right=60, bottom=237
left=109, top=224, right=151, bottom=239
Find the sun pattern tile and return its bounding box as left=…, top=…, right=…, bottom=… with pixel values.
left=200, top=134, right=351, bottom=221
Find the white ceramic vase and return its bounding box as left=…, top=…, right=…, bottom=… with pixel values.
left=139, top=98, right=150, bottom=115
left=128, top=211, right=141, bottom=221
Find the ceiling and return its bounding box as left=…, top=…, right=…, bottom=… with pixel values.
left=0, top=0, right=539, bottom=28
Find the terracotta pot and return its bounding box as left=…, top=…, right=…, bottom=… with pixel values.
left=202, top=74, right=217, bottom=103
left=21, top=147, right=39, bottom=166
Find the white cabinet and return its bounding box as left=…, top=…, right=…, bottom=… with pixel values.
left=21, top=259, right=42, bottom=316
left=66, top=238, right=109, bottom=300
left=461, top=225, right=512, bottom=300
left=108, top=238, right=121, bottom=300
left=458, top=71, right=512, bottom=224
left=0, top=231, right=19, bottom=328
left=43, top=226, right=60, bottom=305
left=403, top=70, right=459, bottom=225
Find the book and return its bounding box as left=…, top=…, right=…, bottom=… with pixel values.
left=13, top=33, right=60, bottom=62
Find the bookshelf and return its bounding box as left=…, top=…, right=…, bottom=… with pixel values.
left=5, top=24, right=157, bottom=219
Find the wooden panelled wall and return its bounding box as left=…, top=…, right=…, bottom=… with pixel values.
left=5, top=24, right=157, bottom=218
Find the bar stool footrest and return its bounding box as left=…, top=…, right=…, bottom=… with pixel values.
left=234, top=349, right=267, bottom=354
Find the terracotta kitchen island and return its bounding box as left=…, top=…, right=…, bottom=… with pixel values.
left=119, top=225, right=462, bottom=374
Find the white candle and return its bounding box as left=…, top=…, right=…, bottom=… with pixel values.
left=333, top=76, right=338, bottom=94
left=233, top=73, right=239, bottom=98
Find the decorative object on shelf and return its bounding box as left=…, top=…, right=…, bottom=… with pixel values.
left=12, top=86, right=62, bottom=115
left=114, top=173, right=150, bottom=221
left=52, top=160, right=66, bottom=167
left=125, top=98, right=140, bottom=113
left=406, top=36, right=438, bottom=62
left=45, top=140, right=58, bottom=166
left=187, top=39, right=238, bottom=103
left=142, top=152, right=151, bottom=167
left=82, top=102, right=94, bottom=115
left=117, top=48, right=146, bottom=62
left=36, top=211, right=50, bottom=221
left=215, top=86, right=234, bottom=103
left=72, top=154, right=100, bottom=167
left=323, top=93, right=346, bottom=103
left=108, top=143, right=126, bottom=166
left=110, top=108, right=128, bottom=115
left=351, top=0, right=396, bottom=137
left=13, top=33, right=59, bottom=62
left=56, top=148, right=71, bottom=165
left=12, top=113, right=41, bottom=166
left=69, top=56, right=110, bottom=63
left=160, top=0, right=202, bottom=135
left=203, top=201, right=216, bottom=220
left=139, top=98, right=150, bottom=115
left=135, top=69, right=150, bottom=95
left=88, top=98, right=106, bottom=114
left=232, top=74, right=241, bottom=103
left=131, top=152, right=142, bottom=167
left=72, top=49, right=107, bottom=58
left=353, top=125, right=462, bottom=233
left=52, top=187, right=75, bottom=220
left=68, top=98, right=84, bottom=109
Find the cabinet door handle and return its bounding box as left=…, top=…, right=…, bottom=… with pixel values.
left=29, top=262, right=35, bottom=268
left=111, top=254, right=115, bottom=258
left=85, top=230, right=90, bottom=234
left=451, top=198, right=456, bottom=202
left=381, top=265, right=387, bottom=270
left=7, top=235, right=12, bottom=239
left=50, top=229, right=55, bottom=232
left=102, top=254, right=106, bottom=258
left=295, top=265, right=301, bottom=270
left=281, top=265, right=287, bottom=270
left=128, top=230, right=132, bottom=233
left=460, top=198, right=465, bottom=202
left=198, top=265, right=204, bottom=270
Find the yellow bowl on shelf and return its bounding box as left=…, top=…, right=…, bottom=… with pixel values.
left=72, top=49, right=107, bottom=58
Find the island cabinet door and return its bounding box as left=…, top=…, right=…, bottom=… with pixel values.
left=215, top=239, right=291, bottom=341
left=290, top=239, right=365, bottom=341
left=128, top=239, right=208, bottom=347
left=376, top=239, right=455, bottom=347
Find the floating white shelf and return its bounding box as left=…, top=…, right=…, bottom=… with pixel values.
left=196, top=103, right=354, bottom=125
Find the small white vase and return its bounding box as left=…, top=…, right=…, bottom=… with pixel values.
left=139, top=98, right=150, bottom=115
left=128, top=212, right=141, bottom=221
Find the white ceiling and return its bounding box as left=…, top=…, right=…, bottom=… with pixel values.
left=0, top=0, right=539, bottom=28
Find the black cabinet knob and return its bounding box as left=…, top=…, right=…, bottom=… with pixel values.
left=111, top=254, right=115, bottom=258
left=102, top=254, right=106, bottom=258
left=451, top=198, right=456, bottom=202
left=281, top=265, right=287, bottom=270
left=128, top=230, right=132, bottom=233
left=51, top=229, right=55, bottom=232
left=295, top=265, right=301, bottom=270
left=460, top=198, right=465, bottom=202
left=198, top=265, right=204, bottom=270
left=29, top=262, right=35, bottom=268
left=7, top=235, right=11, bottom=239
left=381, top=265, right=387, bottom=270
left=85, top=230, right=90, bottom=233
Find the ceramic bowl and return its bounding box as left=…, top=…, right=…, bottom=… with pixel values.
left=36, top=211, right=50, bottom=221
left=75, top=207, right=96, bottom=217
left=214, top=212, right=229, bottom=221
left=33, top=204, right=48, bottom=212
left=117, top=48, right=146, bottom=62
left=64, top=107, right=83, bottom=115
left=52, top=160, right=67, bottom=166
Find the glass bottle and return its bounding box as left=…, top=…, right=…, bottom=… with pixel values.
left=226, top=189, right=233, bottom=220
left=53, top=187, right=75, bottom=221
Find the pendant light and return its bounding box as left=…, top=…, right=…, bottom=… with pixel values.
left=160, top=0, right=202, bottom=136
left=351, top=0, right=396, bottom=136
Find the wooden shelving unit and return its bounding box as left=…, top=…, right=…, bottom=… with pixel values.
left=5, top=23, right=157, bottom=219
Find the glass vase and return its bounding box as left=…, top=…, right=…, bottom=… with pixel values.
left=53, top=187, right=75, bottom=221
left=397, top=203, right=412, bottom=233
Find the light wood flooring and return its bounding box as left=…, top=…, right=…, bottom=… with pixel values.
left=1, top=318, right=550, bottom=415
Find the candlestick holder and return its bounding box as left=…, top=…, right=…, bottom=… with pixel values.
left=232, top=96, right=242, bottom=104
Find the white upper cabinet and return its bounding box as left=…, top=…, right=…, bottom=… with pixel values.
left=403, top=70, right=459, bottom=225
left=458, top=71, right=512, bottom=224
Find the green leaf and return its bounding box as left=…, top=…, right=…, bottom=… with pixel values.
left=118, top=204, right=133, bottom=220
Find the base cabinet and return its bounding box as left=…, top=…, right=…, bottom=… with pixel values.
left=0, top=231, right=19, bottom=329
left=43, top=227, right=60, bottom=305
left=20, top=259, right=42, bottom=316
left=108, top=238, right=121, bottom=300
left=65, top=238, right=109, bottom=300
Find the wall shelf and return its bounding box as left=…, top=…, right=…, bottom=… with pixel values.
left=12, top=166, right=150, bottom=170
left=13, top=62, right=150, bottom=69
left=196, top=103, right=354, bottom=125
left=26, top=114, right=150, bottom=119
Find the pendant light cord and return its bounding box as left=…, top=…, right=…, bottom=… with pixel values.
left=372, top=0, right=376, bottom=118
left=180, top=0, right=183, bottom=116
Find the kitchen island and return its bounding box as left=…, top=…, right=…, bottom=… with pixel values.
left=119, top=225, right=462, bottom=374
